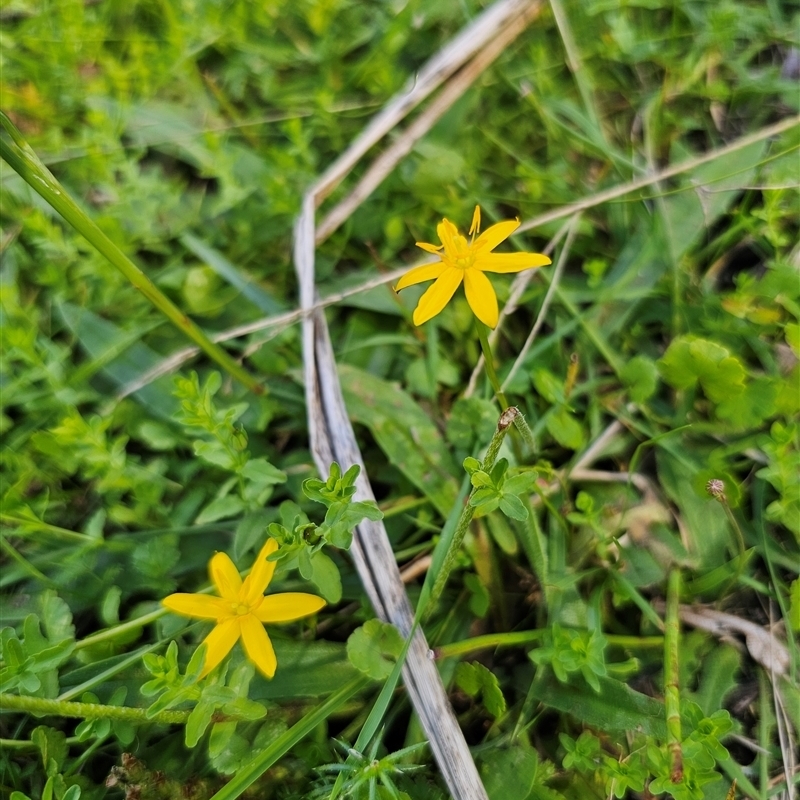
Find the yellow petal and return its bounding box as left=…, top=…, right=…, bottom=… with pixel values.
left=162, top=593, right=228, bottom=620
left=473, top=219, right=519, bottom=252
left=239, top=614, right=277, bottom=679
left=240, top=538, right=279, bottom=606
left=198, top=617, right=240, bottom=677
left=469, top=205, right=481, bottom=235
left=209, top=552, right=242, bottom=600
left=394, top=262, right=445, bottom=291
left=415, top=241, right=443, bottom=254
left=463, top=269, right=499, bottom=328
left=253, top=592, right=326, bottom=623
left=412, top=267, right=463, bottom=326
left=476, top=252, right=551, bottom=273
left=436, top=219, right=460, bottom=259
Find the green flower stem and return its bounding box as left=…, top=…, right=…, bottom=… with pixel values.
left=425, top=407, right=517, bottom=616
left=0, top=535, right=53, bottom=585
left=0, top=736, right=82, bottom=749
left=0, top=112, right=262, bottom=395
left=435, top=630, right=663, bottom=659
left=0, top=692, right=188, bottom=725
left=664, top=567, right=683, bottom=784
left=476, top=320, right=508, bottom=410
left=74, top=608, right=166, bottom=651
left=74, top=564, right=255, bottom=651
left=475, top=321, right=536, bottom=451
left=721, top=501, right=747, bottom=561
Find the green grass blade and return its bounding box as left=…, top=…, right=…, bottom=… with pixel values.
left=209, top=676, right=368, bottom=800
left=0, top=112, right=263, bottom=394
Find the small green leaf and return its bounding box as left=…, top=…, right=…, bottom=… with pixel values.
left=499, top=494, right=528, bottom=521
left=308, top=551, right=342, bottom=604
left=195, top=495, right=245, bottom=525
left=31, top=727, right=68, bottom=773
left=545, top=407, right=585, bottom=450
left=185, top=699, right=215, bottom=747
left=240, top=458, right=286, bottom=486
left=620, top=355, right=658, bottom=402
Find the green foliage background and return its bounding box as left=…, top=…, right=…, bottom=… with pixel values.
left=1, top=0, right=798, bottom=798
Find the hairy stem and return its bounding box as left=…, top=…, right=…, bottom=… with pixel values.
left=664, top=567, right=683, bottom=784
left=0, top=692, right=188, bottom=725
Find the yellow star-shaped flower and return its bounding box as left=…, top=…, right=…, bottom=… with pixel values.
left=162, top=539, right=325, bottom=679
left=395, top=205, right=551, bottom=328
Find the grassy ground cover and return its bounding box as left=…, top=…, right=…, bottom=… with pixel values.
left=1, top=0, right=798, bottom=798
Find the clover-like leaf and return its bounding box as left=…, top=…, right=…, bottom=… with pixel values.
left=346, top=620, right=404, bottom=680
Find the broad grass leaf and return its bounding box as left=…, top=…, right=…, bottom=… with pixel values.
left=339, top=364, right=458, bottom=516
left=249, top=640, right=362, bottom=700
left=57, top=302, right=178, bottom=419
left=529, top=672, right=666, bottom=737
left=691, top=644, right=741, bottom=716
left=182, top=234, right=283, bottom=315
left=660, top=139, right=766, bottom=261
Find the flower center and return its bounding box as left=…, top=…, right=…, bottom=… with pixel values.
left=233, top=602, right=251, bottom=616
left=446, top=234, right=475, bottom=270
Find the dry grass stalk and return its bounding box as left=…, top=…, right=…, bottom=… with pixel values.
left=292, top=4, right=548, bottom=796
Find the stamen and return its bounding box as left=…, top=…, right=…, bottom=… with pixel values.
left=469, top=205, right=481, bottom=238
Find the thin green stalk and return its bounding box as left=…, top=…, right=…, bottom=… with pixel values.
left=0, top=692, right=188, bottom=725
left=1, top=514, right=100, bottom=545
left=476, top=320, right=508, bottom=410
left=0, top=736, right=82, bottom=749
left=75, top=561, right=255, bottom=651
left=0, top=536, right=53, bottom=585
left=425, top=407, right=517, bottom=616
left=74, top=608, right=166, bottom=650
left=435, top=630, right=663, bottom=660
left=664, top=567, right=683, bottom=784
left=58, top=642, right=163, bottom=701
left=436, top=630, right=548, bottom=658
left=0, top=112, right=262, bottom=394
